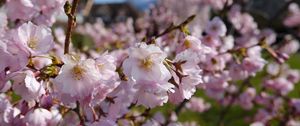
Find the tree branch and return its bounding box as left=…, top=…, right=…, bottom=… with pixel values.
left=64, top=0, right=80, bottom=54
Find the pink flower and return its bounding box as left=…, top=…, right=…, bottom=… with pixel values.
left=90, top=53, right=120, bottom=106
left=32, top=0, right=66, bottom=26
left=291, top=99, right=300, bottom=114
left=5, top=0, right=37, bottom=21
left=106, top=82, right=137, bottom=119
left=284, top=3, right=300, bottom=27
left=254, top=109, right=273, bottom=123
left=5, top=0, right=65, bottom=26
left=169, top=51, right=203, bottom=103
left=201, top=35, right=221, bottom=48
left=285, top=69, right=300, bottom=84
left=279, top=39, right=299, bottom=55
left=228, top=5, right=258, bottom=34
left=204, top=73, right=229, bottom=100
left=264, top=78, right=294, bottom=95
left=23, top=108, right=53, bottom=126
left=250, top=122, right=265, bottom=126
left=53, top=55, right=101, bottom=102
left=16, top=22, right=54, bottom=55
left=219, top=35, right=234, bottom=53
left=186, top=97, right=210, bottom=112
left=0, top=39, right=29, bottom=72
left=134, top=79, right=174, bottom=108
left=31, top=55, right=52, bottom=69
left=0, top=94, right=14, bottom=125
left=123, top=43, right=170, bottom=82
left=259, top=29, right=277, bottom=45
left=266, top=62, right=280, bottom=76
left=202, top=54, right=227, bottom=71
left=238, top=88, right=256, bottom=110
left=229, top=63, right=249, bottom=80
left=241, top=57, right=266, bottom=76
left=10, top=70, right=45, bottom=102
left=181, top=36, right=211, bottom=53
left=205, top=17, right=227, bottom=37
left=122, top=43, right=174, bottom=107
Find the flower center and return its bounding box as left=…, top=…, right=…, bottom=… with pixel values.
left=72, top=65, right=86, bottom=80
left=28, top=37, right=38, bottom=49
left=140, top=57, right=153, bottom=70
left=184, top=40, right=191, bottom=48
left=211, top=25, right=218, bottom=31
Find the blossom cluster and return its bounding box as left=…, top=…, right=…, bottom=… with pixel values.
left=0, top=0, right=300, bottom=126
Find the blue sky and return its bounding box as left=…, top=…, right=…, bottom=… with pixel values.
left=94, top=0, right=157, bottom=10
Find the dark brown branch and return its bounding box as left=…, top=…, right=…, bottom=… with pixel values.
left=64, top=0, right=80, bottom=54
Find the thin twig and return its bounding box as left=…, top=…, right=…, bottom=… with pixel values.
left=146, top=15, right=196, bottom=44
left=64, top=0, right=80, bottom=54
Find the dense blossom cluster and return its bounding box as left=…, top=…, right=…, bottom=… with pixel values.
left=0, top=0, right=300, bottom=126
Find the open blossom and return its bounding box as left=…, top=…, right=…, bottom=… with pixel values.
left=241, top=57, right=266, bottom=76
left=204, top=73, right=230, bottom=100
left=5, top=0, right=65, bottom=26
left=16, top=22, right=54, bottom=55
left=201, top=35, right=221, bottom=48
left=254, top=109, right=273, bottom=123
left=264, top=78, right=294, bottom=95
left=123, top=43, right=174, bottom=108
left=5, top=0, right=37, bottom=21
left=0, top=39, right=29, bottom=73
left=228, top=5, right=258, bottom=34
left=284, top=3, right=300, bottom=27
left=0, top=94, right=20, bottom=125
left=10, top=70, right=45, bottom=102
left=238, top=88, right=256, bottom=110
left=169, top=50, right=203, bottom=103
left=205, top=17, right=227, bottom=37
left=181, top=35, right=210, bottom=53
left=53, top=55, right=101, bottom=102
left=134, top=79, right=174, bottom=108
left=89, top=53, right=120, bottom=106
left=179, top=36, right=211, bottom=62
left=23, top=108, right=54, bottom=126
left=107, top=82, right=137, bottom=119
left=250, top=122, right=265, bottom=126
left=123, top=43, right=170, bottom=82
left=32, top=0, right=66, bottom=26
left=279, top=39, right=299, bottom=55
left=186, top=97, right=210, bottom=112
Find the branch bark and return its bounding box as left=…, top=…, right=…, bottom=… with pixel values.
left=64, top=0, right=80, bottom=54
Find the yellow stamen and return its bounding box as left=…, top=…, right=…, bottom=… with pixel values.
left=72, top=65, right=86, bottom=80
left=28, top=37, right=38, bottom=49
left=184, top=40, right=191, bottom=48
left=140, top=57, right=153, bottom=70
